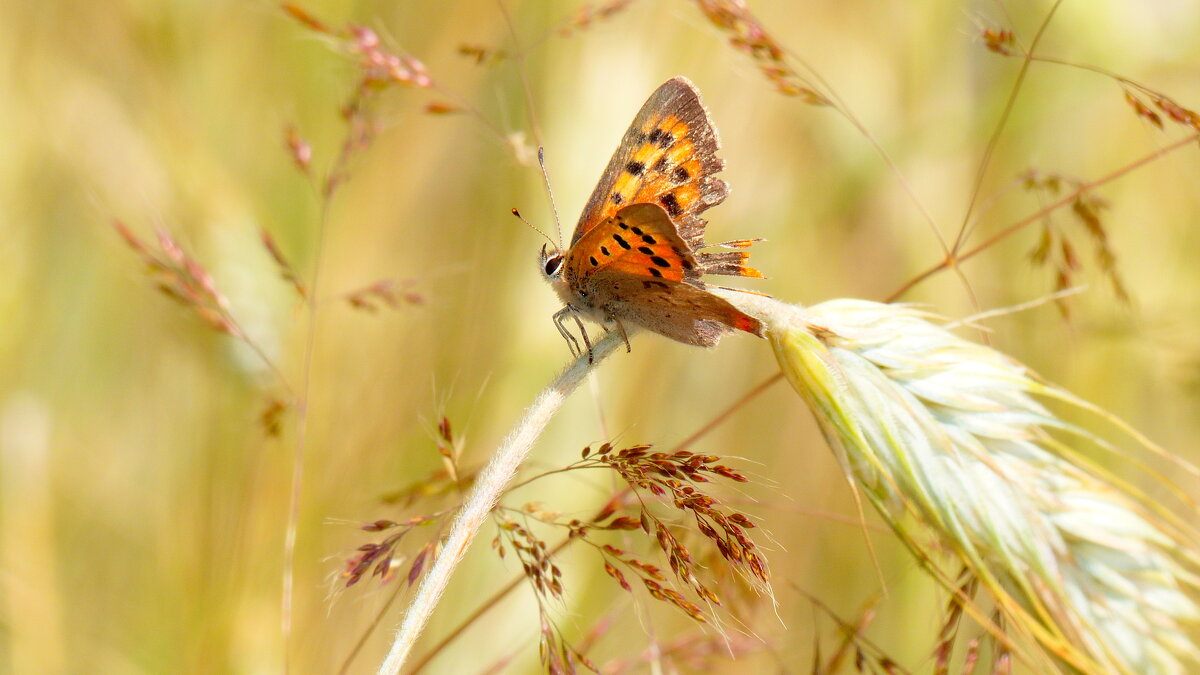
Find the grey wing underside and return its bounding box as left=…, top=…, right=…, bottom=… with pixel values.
left=585, top=272, right=756, bottom=348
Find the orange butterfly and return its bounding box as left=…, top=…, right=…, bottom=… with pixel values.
left=539, top=77, right=764, bottom=358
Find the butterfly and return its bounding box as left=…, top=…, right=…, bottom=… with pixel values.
left=539, top=77, right=765, bottom=359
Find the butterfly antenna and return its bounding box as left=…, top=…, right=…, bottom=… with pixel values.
left=511, top=208, right=557, bottom=250
left=496, top=1, right=561, bottom=246
left=538, top=146, right=564, bottom=247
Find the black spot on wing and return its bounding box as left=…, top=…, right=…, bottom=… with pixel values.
left=600, top=245, right=611, bottom=256
left=613, top=233, right=632, bottom=250
left=672, top=166, right=690, bottom=183
left=672, top=245, right=695, bottom=271
left=660, top=193, right=682, bottom=218
left=630, top=226, right=644, bottom=236
left=641, top=234, right=657, bottom=245
left=611, top=192, right=623, bottom=205
left=648, top=128, right=673, bottom=148
left=652, top=156, right=670, bottom=173
left=648, top=267, right=664, bottom=278
left=626, top=161, right=645, bottom=176
left=650, top=255, right=670, bottom=268
left=589, top=256, right=599, bottom=267
left=637, top=246, right=654, bottom=255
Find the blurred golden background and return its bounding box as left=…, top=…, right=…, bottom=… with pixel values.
left=3, top=1, right=1199, bottom=672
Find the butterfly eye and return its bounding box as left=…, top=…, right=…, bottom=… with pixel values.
left=543, top=254, right=564, bottom=277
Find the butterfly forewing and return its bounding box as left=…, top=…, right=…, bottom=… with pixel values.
left=572, top=77, right=727, bottom=253
left=565, top=203, right=699, bottom=286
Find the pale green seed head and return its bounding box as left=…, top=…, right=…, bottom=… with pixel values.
left=744, top=295, right=1199, bottom=675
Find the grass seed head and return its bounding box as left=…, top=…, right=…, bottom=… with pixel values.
left=762, top=297, right=1200, bottom=674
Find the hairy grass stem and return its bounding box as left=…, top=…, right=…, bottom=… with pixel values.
left=378, top=332, right=625, bottom=674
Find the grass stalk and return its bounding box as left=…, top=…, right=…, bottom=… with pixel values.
left=378, top=331, right=624, bottom=674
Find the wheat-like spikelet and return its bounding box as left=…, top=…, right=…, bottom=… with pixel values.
left=720, top=290, right=1200, bottom=674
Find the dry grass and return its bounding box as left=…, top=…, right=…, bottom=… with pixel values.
left=5, top=0, right=1200, bottom=673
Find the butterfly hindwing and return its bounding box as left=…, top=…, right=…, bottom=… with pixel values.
left=571, top=77, right=727, bottom=253
left=581, top=271, right=763, bottom=347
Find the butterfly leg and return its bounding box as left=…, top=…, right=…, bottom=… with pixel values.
left=551, top=306, right=582, bottom=358
left=571, top=311, right=595, bottom=363
left=611, top=316, right=632, bottom=353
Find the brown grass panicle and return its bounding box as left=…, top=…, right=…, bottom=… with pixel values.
left=498, top=443, right=770, bottom=672
left=339, top=416, right=464, bottom=590
left=970, top=19, right=1200, bottom=319
left=260, top=226, right=309, bottom=300
left=344, top=437, right=772, bottom=674
left=341, top=278, right=424, bottom=313
left=113, top=221, right=241, bottom=338
left=576, top=443, right=768, bottom=600
left=801, top=593, right=911, bottom=675
left=554, top=0, right=638, bottom=40
left=492, top=508, right=595, bottom=674
left=692, top=0, right=828, bottom=104
left=1021, top=170, right=1129, bottom=317
left=977, top=19, right=1200, bottom=135
left=454, top=0, right=637, bottom=65
left=343, top=517, right=441, bottom=589
left=281, top=4, right=440, bottom=202
left=282, top=4, right=434, bottom=92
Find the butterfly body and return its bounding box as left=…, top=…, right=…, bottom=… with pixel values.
left=540, top=77, right=764, bottom=355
